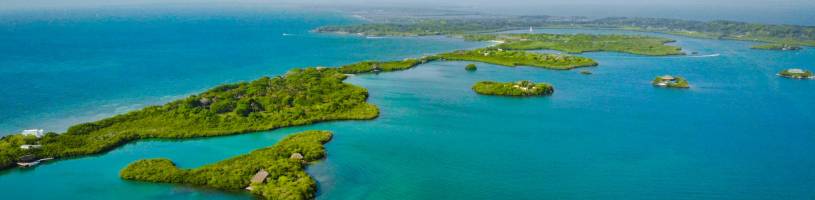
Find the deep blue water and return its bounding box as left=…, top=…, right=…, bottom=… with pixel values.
left=1, top=7, right=814, bottom=200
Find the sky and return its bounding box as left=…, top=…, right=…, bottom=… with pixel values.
left=0, top=0, right=813, bottom=25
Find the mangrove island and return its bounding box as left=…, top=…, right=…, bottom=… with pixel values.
left=436, top=48, right=598, bottom=70
left=120, top=130, right=332, bottom=200
left=472, top=80, right=555, bottom=96
left=778, top=68, right=814, bottom=79
left=464, top=33, right=684, bottom=56
left=652, top=75, right=690, bottom=88
left=466, top=63, right=477, bottom=71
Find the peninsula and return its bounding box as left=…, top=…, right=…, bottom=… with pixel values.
left=336, top=58, right=431, bottom=74
left=0, top=68, right=378, bottom=170
left=120, top=130, right=332, bottom=200
left=472, top=80, right=555, bottom=96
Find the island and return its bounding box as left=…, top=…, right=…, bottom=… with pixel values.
left=315, top=15, right=815, bottom=47
left=436, top=48, right=598, bottom=70
left=580, top=70, right=592, bottom=75
left=466, top=63, right=477, bottom=71
left=464, top=33, right=684, bottom=56
left=777, top=68, right=814, bottom=79
left=652, top=75, right=690, bottom=88
left=0, top=68, right=378, bottom=170
left=120, top=130, right=332, bottom=200
left=751, top=43, right=802, bottom=51
left=472, top=80, right=554, bottom=96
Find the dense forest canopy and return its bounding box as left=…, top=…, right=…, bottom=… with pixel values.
left=0, top=68, right=378, bottom=169
left=471, top=80, right=555, bottom=96
left=436, top=48, right=598, bottom=70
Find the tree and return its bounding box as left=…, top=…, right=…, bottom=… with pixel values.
left=465, top=63, right=477, bottom=71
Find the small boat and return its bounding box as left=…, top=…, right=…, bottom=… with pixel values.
left=17, top=161, right=40, bottom=168
left=529, top=26, right=534, bottom=33
left=16, top=157, right=53, bottom=168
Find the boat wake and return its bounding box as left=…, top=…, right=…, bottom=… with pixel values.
left=688, top=53, right=720, bottom=58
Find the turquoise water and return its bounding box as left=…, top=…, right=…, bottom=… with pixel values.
left=2, top=7, right=815, bottom=200
left=0, top=7, right=482, bottom=135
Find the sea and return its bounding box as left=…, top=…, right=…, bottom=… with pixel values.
left=0, top=5, right=813, bottom=200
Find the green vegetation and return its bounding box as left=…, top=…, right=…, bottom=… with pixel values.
left=751, top=43, right=802, bottom=51
left=595, top=18, right=815, bottom=46
left=472, top=80, right=554, bottom=96
left=121, top=130, right=332, bottom=200
left=0, top=133, right=53, bottom=168
left=314, top=19, right=514, bottom=36
left=315, top=16, right=815, bottom=46
left=336, top=57, right=434, bottom=74
left=465, top=33, right=684, bottom=56
left=0, top=68, right=378, bottom=170
left=778, top=68, right=814, bottom=79
left=652, top=75, right=690, bottom=88
left=465, top=63, right=477, bottom=71
left=437, top=48, right=597, bottom=70
left=0, top=44, right=597, bottom=171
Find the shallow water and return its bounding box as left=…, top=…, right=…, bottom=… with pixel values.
left=1, top=8, right=814, bottom=200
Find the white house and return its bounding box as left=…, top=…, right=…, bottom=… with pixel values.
left=21, top=129, right=44, bottom=138
left=788, top=68, right=805, bottom=74
left=20, top=145, right=42, bottom=150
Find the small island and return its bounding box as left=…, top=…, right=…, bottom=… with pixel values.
left=436, top=48, right=598, bottom=70
left=580, top=70, right=592, bottom=75
left=751, top=43, right=802, bottom=51
left=778, top=68, right=814, bottom=79
left=120, top=130, right=332, bottom=199
left=465, top=63, right=477, bottom=71
left=652, top=75, right=690, bottom=88
left=472, top=80, right=554, bottom=96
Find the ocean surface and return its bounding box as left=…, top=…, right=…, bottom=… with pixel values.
left=1, top=7, right=814, bottom=200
